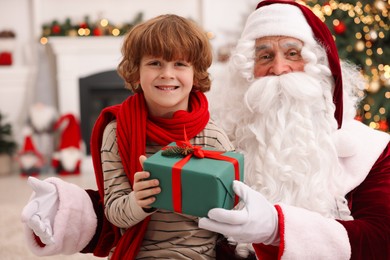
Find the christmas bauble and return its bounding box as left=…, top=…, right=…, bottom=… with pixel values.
left=334, top=21, right=346, bottom=34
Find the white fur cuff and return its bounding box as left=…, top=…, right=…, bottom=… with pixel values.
left=24, top=177, right=97, bottom=256
left=278, top=204, right=350, bottom=259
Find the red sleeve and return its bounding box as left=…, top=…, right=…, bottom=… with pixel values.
left=252, top=205, right=284, bottom=260
left=338, top=143, right=390, bottom=260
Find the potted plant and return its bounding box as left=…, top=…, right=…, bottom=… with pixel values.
left=0, top=111, right=17, bottom=175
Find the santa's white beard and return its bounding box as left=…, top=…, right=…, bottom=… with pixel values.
left=229, top=72, right=342, bottom=218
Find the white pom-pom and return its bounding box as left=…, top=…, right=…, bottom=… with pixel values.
left=332, top=129, right=357, bottom=158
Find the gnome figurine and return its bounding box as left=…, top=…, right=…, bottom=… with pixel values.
left=52, top=114, right=83, bottom=175
left=17, top=128, right=44, bottom=176
left=28, top=103, right=58, bottom=173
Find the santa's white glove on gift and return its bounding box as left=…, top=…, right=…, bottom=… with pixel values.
left=199, top=180, right=279, bottom=245
left=21, top=177, right=59, bottom=245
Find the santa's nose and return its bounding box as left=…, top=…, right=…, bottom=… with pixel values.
left=268, top=55, right=292, bottom=76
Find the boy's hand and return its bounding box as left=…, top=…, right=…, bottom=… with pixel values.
left=133, top=155, right=161, bottom=209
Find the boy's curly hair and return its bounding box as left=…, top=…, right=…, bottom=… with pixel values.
left=117, top=14, right=213, bottom=93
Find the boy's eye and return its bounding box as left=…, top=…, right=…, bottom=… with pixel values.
left=175, top=61, right=189, bottom=67
left=148, top=60, right=161, bottom=66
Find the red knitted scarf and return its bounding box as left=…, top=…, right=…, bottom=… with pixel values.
left=90, top=91, right=210, bottom=258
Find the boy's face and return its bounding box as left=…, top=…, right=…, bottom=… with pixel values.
left=139, top=56, right=194, bottom=118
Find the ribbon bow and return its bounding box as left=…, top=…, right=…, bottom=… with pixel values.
left=162, top=128, right=209, bottom=158
left=161, top=128, right=240, bottom=213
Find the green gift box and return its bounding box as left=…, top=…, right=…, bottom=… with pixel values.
left=143, top=143, right=244, bottom=218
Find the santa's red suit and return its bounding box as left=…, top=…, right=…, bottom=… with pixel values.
left=22, top=1, right=390, bottom=259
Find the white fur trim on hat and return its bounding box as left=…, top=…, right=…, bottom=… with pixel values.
left=241, top=4, right=316, bottom=45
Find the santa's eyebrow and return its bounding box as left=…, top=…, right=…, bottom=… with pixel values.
left=255, top=43, right=272, bottom=52
left=279, top=41, right=303, bottom=49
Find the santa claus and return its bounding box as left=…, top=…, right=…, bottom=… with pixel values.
left=21, top=1, right=389, bottom=259
left=28, top=103, right=57, bottom=173
left=199, top=1, right=390, bottom=259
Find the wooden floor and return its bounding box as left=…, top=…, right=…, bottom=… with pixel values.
left=0, top=156, right=99, bottom=260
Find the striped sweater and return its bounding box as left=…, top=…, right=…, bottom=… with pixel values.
left=101, top=119, right=235, bottom=259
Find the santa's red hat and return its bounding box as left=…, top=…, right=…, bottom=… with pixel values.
left=54, top=114, right=82, bottom=150
left=244, top=0, right=343, bottom=128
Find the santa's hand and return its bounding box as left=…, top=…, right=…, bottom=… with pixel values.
left=21, top=177, right=59, bottom=245
left=199, top=180, right=279, bottom=244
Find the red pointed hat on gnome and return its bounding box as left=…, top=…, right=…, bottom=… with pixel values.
left=54, top=114, right=82, bottom=150
left=19, top=128, right=44, bottom=160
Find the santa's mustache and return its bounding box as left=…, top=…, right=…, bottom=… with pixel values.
left=243, top=72, right=325, bottom=114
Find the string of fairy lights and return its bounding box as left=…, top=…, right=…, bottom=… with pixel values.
left=39, top=13, right=143, bottom=45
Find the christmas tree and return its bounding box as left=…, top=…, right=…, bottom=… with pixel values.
left=303, top=0, right=390, bottom=132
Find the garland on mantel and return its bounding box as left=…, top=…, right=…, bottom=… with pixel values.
left=40, top=12, right=143, bottom=44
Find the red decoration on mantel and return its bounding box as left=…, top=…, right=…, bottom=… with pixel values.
left=0, top=52, right=12, bottom=65
left=93, top=27, right=103, bottom=36
left=51, top=24, right=61, bottom=35
left=79, top=22, right=88, bottom=29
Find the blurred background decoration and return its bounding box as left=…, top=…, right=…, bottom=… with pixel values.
left=303, top=0, right=390, bottom=132
left=39, top=12, right=143, bottom=45
left=0, top=29, right=16, bottom=66
left=0, top=111, right=17, bottom=175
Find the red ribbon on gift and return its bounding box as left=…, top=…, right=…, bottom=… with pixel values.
left=162, top=131, right=240, bottom=213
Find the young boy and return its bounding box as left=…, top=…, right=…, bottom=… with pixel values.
left=22, top=14, right=235, bottom=259
left=95, top=14, right=234, bottom=259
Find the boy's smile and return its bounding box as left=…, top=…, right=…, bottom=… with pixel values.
left=140, top=56, right=194, bottom=118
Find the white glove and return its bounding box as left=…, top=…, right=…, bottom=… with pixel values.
left=199, top=180, right=279, bottom=245
left=21, top=177, right=59, bottom=245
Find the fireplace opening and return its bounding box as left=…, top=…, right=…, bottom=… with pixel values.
left=79, top=70, right=133, bottom=154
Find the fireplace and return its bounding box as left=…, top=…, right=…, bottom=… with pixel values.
left=79, top=70, right=132, bottom=154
